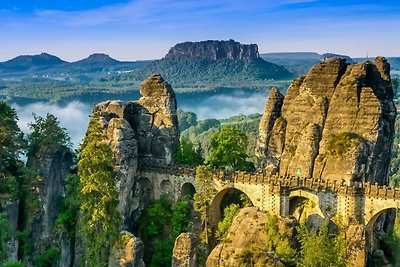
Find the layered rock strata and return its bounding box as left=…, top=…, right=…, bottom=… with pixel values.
left=256, top=57, right=396, bottom=184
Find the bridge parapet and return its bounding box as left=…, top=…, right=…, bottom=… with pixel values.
left=138, top=163, right=400, bottom=199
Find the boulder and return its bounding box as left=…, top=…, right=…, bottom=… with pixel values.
left=109, top=231, right=145, bottom=267
left=172, top=233, right=197, bottom=267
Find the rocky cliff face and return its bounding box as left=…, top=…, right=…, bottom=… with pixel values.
left=27, top=148, right=73, bottom=262
left=165, top=40, right=259, bottom=62
left=87, top=74, right=179, bottom=223
left=125, top=74, right=179, bottom=166
left=256, top=57, right=396, bottom=184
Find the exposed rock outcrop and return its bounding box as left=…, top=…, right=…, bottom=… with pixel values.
left=172, top=233, right=198, bottom=267
left=95, top=100, right=139, bottom=228
left=255, top=88, right=285, bottom=172
left=27, top=148, right=73, bottom=260
left=207, top=207, right=281, bottom=267
left=83, top=74, right=179, bottom=231
left=2, top=200, right=19, bottom=261
left=109, top=231, right=145, bottom=267
left=165, top=40, right=259, bottom=62
left=256, top=57, right=396, bottom=184
left=125, top=74, right=179, bottom=165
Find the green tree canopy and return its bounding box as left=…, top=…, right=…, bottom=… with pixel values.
left=207, top=126, right=254, bottom=171
left=0, top=102, right=25, bottom=195
left=177, top=109, right=198, bottom=132
left=27, top=113, right=71, bottom=156
left=297, top=224, right=347, bottom=267
left=173, top=138, right=203, bottom=166
left=78, top=115, right=120, bottom=266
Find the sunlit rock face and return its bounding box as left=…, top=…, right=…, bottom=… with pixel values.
left=86, top=74, right=180, bottom=230
left=256, top=57, right=396, bottom=184
left=125, top=74, right=180, bottom=165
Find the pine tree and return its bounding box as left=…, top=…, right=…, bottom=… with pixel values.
left=78, top=115, right=120, bottom=266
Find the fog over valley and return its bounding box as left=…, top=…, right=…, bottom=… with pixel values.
left=10, top=89, right=268, bottom=148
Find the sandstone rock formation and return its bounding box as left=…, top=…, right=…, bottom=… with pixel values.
left=27, top=148, right=73, bottom=260
left=3, top=200, right=19, bottom=261
left=207, top=207, right=282, bottom=267
left=165, top=39, right=259, bottom=62
left=125, top=74, right=179, bottom=165
left=95, top=100, right=139, bottom=228
left=172, top=233, right=198, bottom=267
left=256, top=57, right=396, bottom=184
left=109, top=231, right=145, bottom=267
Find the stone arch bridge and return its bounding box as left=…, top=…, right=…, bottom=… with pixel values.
left=137, top=163, right=400, bottom=267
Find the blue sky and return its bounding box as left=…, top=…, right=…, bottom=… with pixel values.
left=0, top=0, right=399, bottom=61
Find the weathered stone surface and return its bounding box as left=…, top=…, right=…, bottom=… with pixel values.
left=172, top=233, right=197, bottom=267
left=109, top=231, right=145, bottom=267
left=125, top=74, right=179, bottom=165
left=165, top=40, right=260, bottom=62
left=3, top=200, right=19, bottom=261
left=27, top=148, right=73, bottom=260
left=207, top=207, right=281, bottom=267
left=255, top=88, right=285, bottom=172
left=256, top=57, right=396, bottom=184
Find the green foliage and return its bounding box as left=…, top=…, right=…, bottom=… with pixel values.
left=15, top=230, right=32, bottom=256
left=125, top=57, right=291, bottom=92
left=138, top=194, right=191, bottom=266
left=326, top=132, right=361, bottom=158
left=207, top=126, right=255, bottom=171
left=27, top=113, right=71, bottom=156
left=177, top=109, right=198, bottom=131
left=180, top=113, right=262, bottom=160
left=173, top=138, right=204, bottom=166
left=216, top=204, right=240, bottom=241
left=33, top=247, right=59, bottom=267
left=150, top=240, right=175, bottom=267
left=0, top=101, right=25, bottom=196
left=393, top=77, right=399, bottom=98
left=0, top=213, right=11, bottom=262
left=78, top=115, right=120, bottom=266
left=193, top=165, right=216, bottom=244
left=3, top=261, right=26, bottom=267
left=265, top=214, right=297, bottom=265
left=171, top=197, right=191, bottom=238
left=139, top=194, right=173, bottom=241
left=297, top=224, right=347, bottom=267
left=56, top=174, right=80, bottom=237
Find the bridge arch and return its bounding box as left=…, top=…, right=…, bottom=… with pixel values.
left=209, top=187, right=255, bottom=231
left=288, top=189, right=327, bottom=229
left=138, top=177, right=153, bottom=202
left=364, top=207, right=398, bottom=265
left=160, top=179, right=174, bottom=199
left=181, top=182, right=196, bottom=198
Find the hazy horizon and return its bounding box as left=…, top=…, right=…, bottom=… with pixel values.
left=1, top=0, right=399, bottom=61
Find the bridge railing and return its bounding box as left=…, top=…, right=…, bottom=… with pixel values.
left=138, top=162, right=400, bottom=199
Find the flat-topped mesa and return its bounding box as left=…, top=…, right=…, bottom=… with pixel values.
left=256, top=57, right=396, bottom=185
left=165, top=39, right=260, bottom=62
left=125, top=74, right=180, bottom=165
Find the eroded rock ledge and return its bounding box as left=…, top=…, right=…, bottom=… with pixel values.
left=256, top=57, right=396, bottom=184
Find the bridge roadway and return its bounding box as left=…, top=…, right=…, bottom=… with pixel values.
left=137, top=163, right=400, bottom=266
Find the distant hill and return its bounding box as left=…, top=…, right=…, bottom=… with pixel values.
left=0, top=53, right=151, bottom=76
left=119, top=40, right=292, bottom=91
left=0, top=53, right=67, bottom=73
left=261, top=52, right=353, bottom=75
